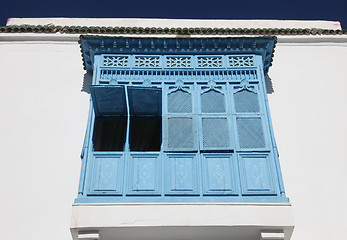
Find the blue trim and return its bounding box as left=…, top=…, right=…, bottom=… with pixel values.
left=80, top=38, right=275, bottom=75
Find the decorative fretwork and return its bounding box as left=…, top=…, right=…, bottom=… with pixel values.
left=229, top=56, right=254, bottom=67
left=166, top=57, right=192, bottom=68
left=98, top=69, right=258, bottom=84
left=134, top=56, right=160, bottom=68
left=103, top=56, right=129, bottom=67
left=197, top=57, right=223, bottom=68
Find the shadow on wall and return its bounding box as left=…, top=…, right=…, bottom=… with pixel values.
left=81, top=73, right=92, bottom=94
left=265, top=74, right=274, bottom=94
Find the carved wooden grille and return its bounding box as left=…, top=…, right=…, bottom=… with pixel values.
left=229, top=56, right=254, bottom=67
left=166, top=57, right=192, bottom=68
left=103, top=56, right=129, bottom=67
left=134, top=56, right=160, bottom=68
left=197, top=57, right=223, bottom=68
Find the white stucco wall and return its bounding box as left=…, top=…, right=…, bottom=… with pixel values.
left=0, top=18, right=346, bottom=240
left=268, top=43, right=347, bottom=240
left=0, top=41, right=88, bottom=240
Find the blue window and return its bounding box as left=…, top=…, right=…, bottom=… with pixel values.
left=76, top=37, right=287, bottom=203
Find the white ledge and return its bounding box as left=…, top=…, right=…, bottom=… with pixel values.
left=1, top=33, right=347, bottom=45
left=7, top=18, right=342, bottom=30
left=70, top=202, right=294, bottom=240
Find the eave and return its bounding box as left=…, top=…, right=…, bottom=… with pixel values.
left=1, top=24, right=347, bottom=35
left=79, top=36, right=276, bottom=75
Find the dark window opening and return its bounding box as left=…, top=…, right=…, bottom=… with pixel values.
left=93, top=116, right=127, bottom=151
left=130, top=117, right=162, bottom=151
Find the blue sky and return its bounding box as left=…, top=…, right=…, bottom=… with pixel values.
left=1, top=0, right=347, bottom=29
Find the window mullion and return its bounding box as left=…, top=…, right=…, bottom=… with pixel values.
left=124, top=85, right=131, bottom=152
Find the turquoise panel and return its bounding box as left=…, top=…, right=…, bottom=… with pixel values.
left=127, top=154, right=161, bottom=195
left=239, top=154, right=276, bottom=195
left=88, top=154, right=123, bottom=195
left=202, top=154, right=236, bottom=195
left=165, top=154, right=199, bottom=195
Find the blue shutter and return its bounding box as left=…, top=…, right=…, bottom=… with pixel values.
left=201, top=89, right=226, bottom=113
left=127, top=87, right=162, bottom=116
left=167, top=88, right=192, bottom=114
left=199, top=87, right=232, bottom=151
left=164, top=86, right=197, bottom=152
left=233, top=84, right=268, bottom=151
left=166, top=117, right=197, bottom=151
left=234, top=89, right=260, bottom=113
left=90, top=85, right=127, bottom=116
left=236, top=116, right=266, bottom=149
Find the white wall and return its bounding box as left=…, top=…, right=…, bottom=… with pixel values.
left=0, top=28, right=347, bottom=240
left=0, top=41, right=88, bottom=240
left=268, top=43, right=347, bottom=240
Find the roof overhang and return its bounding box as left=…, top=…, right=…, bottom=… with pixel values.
left=79, top=36, right=276, bottom=75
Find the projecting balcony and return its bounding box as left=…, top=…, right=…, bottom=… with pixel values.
left=75, top=152, right=288, bottom=204
left=71, top=36, right=294, bottom=240
left=71, top=152, right=294, bottom=240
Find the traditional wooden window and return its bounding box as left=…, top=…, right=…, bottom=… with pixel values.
left=76, top=37, right=287, bottom=203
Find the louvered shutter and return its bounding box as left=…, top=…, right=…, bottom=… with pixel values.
left=90, top=85, right=127, bottom=116
left=164, top=87, right=197, bottom=152
left=127, top=87, right=162, bottom=116
left=199, top=87, right=232, bottom=151
left=233, top=85, right=268, bottom=151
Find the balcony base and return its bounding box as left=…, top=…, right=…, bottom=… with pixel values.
left=71, top=202, right=294, bottom=240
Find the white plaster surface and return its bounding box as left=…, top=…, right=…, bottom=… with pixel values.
left=0, top=41, right=89, bottom=240
left=0, top=18, right=347, bottom=240
left=71, top=203, right=294, bottom=240
left=267, top=44, right=347, bottom=240
left=7, top=18, right=342, bottom=30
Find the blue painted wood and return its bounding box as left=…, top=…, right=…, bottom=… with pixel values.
left=90, top=85, right=127, bottom=116
left=127, top=87, right=162, bottom=116
left=127, top=154, right=161, bottom=195
left=202, top=154, right=236, bottom=195
left=165, top=154, right=199, bottom=195
left=80, top=37, right=276, bottom=74
left=238, top=154, right=276, bottom=195
left=88, top=154, right=123, bottom=195
left=75, top=51, right=289, bottom=203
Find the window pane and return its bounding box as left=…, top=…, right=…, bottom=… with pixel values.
left=129, top=117, right=162, bottom=151
left=93, top=116, right=127, bottom=151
